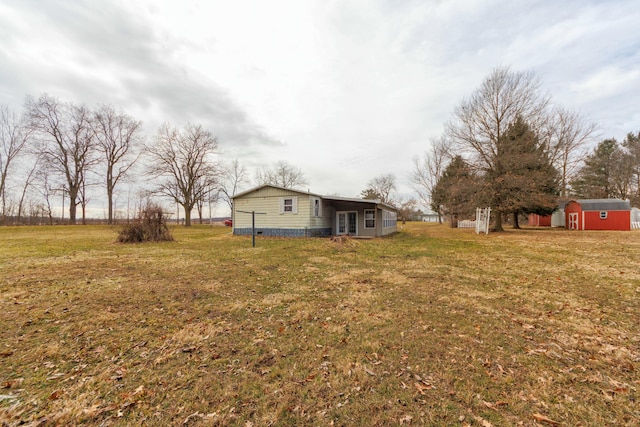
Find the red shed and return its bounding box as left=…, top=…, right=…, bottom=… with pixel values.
left=528, top=213, right=552, bottom=226
left=565, top=199, right=631, bottom=231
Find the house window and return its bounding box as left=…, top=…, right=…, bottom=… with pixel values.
left=364, top=209, right=376, bottom=228
left=600, top=211, right=607, bottom=219
left=313, top=198, right=321, bottom=217
left=280, top=197, right=297, bottom=214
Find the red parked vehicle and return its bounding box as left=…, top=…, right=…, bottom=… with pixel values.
left=223, top=219, right=233, bottom=227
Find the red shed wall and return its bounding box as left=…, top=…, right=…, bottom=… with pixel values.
left=528, top=214, right=551, bottom=226
left=584, top=211, right=630, bottom=231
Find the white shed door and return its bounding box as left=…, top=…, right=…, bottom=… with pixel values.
left=568, top=213, right=578, bottom=230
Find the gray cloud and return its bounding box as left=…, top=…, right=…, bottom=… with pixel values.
left=0, top=0, right=280, bottom=152
left=1, top=0, right=639, bottom=207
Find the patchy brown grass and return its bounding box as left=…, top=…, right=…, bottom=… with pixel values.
left=1, top=223, right=638, bottom=426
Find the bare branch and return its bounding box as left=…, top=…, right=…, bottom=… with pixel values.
left=255, top=160, right=308, bottom=189
left=145, top=123, right=221, bottom=226
left=25, top=94, right=98, bottom=224
left=411, top=135, right=451, bottom=214
left=0, top=105, right=33, bottom=216
left=92, top=104, right=144, bottom=223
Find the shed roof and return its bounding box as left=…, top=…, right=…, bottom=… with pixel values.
left=573, top=199, right=631, bottom=211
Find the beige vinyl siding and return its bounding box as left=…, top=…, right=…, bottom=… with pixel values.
left=234, top=187, right=312, bottom=229
left=309, top=197, right=332, bottom=229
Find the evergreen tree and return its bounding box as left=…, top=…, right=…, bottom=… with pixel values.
left=622, top=132, right=640, bottom=205
left=432, top=156, right=477, bottom=227
left=483, top=117, right=559, bottom=228
left=571, top=138, right=633, bottom=199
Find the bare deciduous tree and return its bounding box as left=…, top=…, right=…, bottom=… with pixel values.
left=93, top=105, right=143, bottom=224
left=16, top=158, right=39, bottom=224
left=361, top=174, right=396, bottom=204
left=146, top=123, right=221, bottom=226
left=26, top=94, right=97, bottom=224
left=446, top=66, right=551, bottom=231
left=411, top=135, right=451, bottom=222
left=1, top=105, right=32, bottom=217
left=545, top=107, right=598, bottom=198
left=255, top=160, right=308, bottom=189
left=396, top=196, right=417, bottom=224
left=220, top=158, right=250, bottom=212
left=38, top=168, right=55, bottom=225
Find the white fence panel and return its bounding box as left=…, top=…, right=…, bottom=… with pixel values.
left=475, top=207, right=491, bottom=234
left=458, top=220, right=476, bottom=229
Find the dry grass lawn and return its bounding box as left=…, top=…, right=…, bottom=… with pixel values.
left=0, top=223, right=638, bottom=426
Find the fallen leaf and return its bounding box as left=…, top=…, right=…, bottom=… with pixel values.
left=133, top=385, right=145, bottom=396
left=414, top=382, right=432, bottom=395
left=364, top=366, right=376, bottom=376
left=399, top=414, right=413, bottom=424
left=532, top=413, right=561, bottom=425
left=473, top=416, right=493, bottom=427
left=2, top=378, right=24, bottom=389
left=182, top=411, right=204, bottom=425
left=483, top=400, right=508, bottom=410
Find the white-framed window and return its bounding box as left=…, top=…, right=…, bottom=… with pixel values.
left=364, top=209, right=376, bottom=228
left=313, top=198, right=321, bottom=217
left=280, top=197, right=298, bottom=214
left=383, top=210, right=397, bottom=228
left=600, top=211, right=607, bottom=219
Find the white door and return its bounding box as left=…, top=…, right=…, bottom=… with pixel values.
left=337, top=212, right=357, bottom=235
left=568, top=212, right=578, bottom=230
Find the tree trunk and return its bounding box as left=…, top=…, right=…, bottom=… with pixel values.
left=493, top=212, right=504, bottom=232
left=513, top=212, right=520, bottom=229
left=107, top=187, right=114, bottom=225
left=68, top=200, right=77, bottom=224
left=183, top=205, right=192, bottom=226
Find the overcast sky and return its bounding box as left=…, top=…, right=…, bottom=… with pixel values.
left=1, top=0, right=639, bottom=212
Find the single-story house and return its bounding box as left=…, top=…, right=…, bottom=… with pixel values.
left=231, top=184, right=398, bottom=238
left=421, top=213, right=440, bottom=223
left=565, top=199, right=631, bottom=231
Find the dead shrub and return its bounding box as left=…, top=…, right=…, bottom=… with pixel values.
left=117, top=203, right=174, bottom=243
